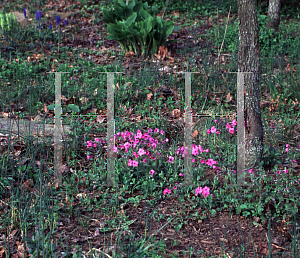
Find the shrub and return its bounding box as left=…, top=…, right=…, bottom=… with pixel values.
left=102, top=0, right=176, bottom=57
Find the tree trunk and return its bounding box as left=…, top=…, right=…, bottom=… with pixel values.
left=266, top=0, right=281, bottom=32
left=237, top=0, right=264, bottom=175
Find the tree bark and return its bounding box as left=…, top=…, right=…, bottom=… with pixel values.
left=266, top=0, right=281, bottom=32
left=237, top=0, right=264, bottom=175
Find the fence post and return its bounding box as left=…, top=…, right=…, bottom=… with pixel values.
left=47, top=71, right=69, bottom=187
left=184, top=72, right=193, bottom=186
left=107, top=72, right=116, bottom=187
left=228, top=71, right=253, bottom=192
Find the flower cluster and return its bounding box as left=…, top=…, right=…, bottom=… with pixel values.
left=195, top=186, right=212, bottom=198
left=22, top=8, right=67, bottom=30
left=84, top=117, right=265, bottom=199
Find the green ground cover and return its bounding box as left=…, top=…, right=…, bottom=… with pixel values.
left=0, top=0, right=300, bottom=257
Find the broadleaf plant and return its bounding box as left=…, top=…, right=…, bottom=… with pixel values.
left=102, top=0, right=176, bottom=57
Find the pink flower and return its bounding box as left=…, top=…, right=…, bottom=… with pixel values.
left=228, top=127, right=235, bottom=134
left=138, top=148, right=146, bottom=156
left=202, top=186, right=210, bottom=198
left=124, top=142, right=131, bottom=151
left=192, top=145, right=199, bottom=156
left=142, top=133, right=150, bottom=140
left=195, top=187, right=202, bottom=196
left=136, top=130, right=142, bottom=139
left=168, top=156, right=174, bottom=163
left=210, top=126, right=217, bottom=133
left=163, top=188, right=171, bottom=195
left=132, top=160, right=138, bottom=167
left=198, top=145, right=204, bottom=153
left=195, top=186, right=210, bottom=197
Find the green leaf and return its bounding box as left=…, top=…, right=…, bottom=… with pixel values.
left=139, top=8, right=151, bottom=20
left=239, top=204, right=247, bottom=209
left=102, top=9, right=116, bottom=24
left=163, top=22, right=174, bottom=39
left=125, top=12, right=137, bottom=27
left=47, top=103, right=55, bottom=110
left=67, top=104, right=80, bottom=113
left=143, top=16, right=153, bottom=33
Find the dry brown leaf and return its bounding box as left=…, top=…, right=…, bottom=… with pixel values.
left=115, top=83, right=119, bottom=92
left=125, top=51, right=135, bottom=57
left=172, top=108, right=181, bottom=118
left=33, top=115, right=42, bottom=122
left=21, top=179, right=33, bottom=191
left=147, top=92, right=153, bottom=100
left=192, top=130, right=198, bottom=137
left=96, top=116, right=105, bottom=124
left=226, top=92, right=233, bottom=102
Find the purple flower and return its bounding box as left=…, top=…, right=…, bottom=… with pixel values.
left=35, top=11, right=42, bottom=21
left=23, top=8, right=27, bottom=19
left=49, top=22, right=52, bottom=29
left=55, top=16, right=61, bottom=25
left=64, top=20, right=67, bottom=26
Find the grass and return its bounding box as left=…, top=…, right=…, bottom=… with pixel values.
left=0, top=0, right=300, bottom=257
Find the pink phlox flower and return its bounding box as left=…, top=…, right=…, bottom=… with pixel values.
left=210, top=126, right=217, bottom=133
left=228, top=127, right=235, bottom=134
left=168, top=156, right=174, bottom=163
left=163, top=188, right=171, bottom=195
left=132, top=160, right=138, bottom=167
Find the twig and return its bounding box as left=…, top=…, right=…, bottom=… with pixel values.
left=80, top=25, right=103, bottom=31
left=217, top=6, right=232, bottom=64
left=161, top=0, right=169, bottom=20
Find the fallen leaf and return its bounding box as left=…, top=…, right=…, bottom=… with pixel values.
left=21, top=179, right=33, bottom=191
left=96, top=116, right=105, bottom=124
left=147, top=92, right=153, bottom=100
left=192, top=130, right=198, bottom=137
left=172, top=108, right=181, bottom=118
